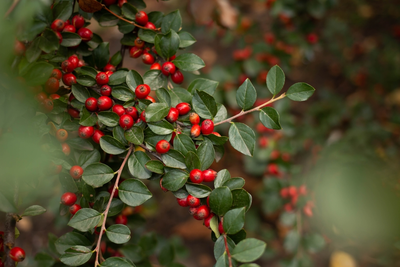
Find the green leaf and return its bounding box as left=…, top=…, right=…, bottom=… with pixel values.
left=71, top=84, right=90, bottom=103
left=197, top=139, right=215, bottom=170
left=228, top=123, right=255, bottom=157
left=101, top=257, right=135, bottom=267
left=155, top=30, right=180, bottom=59
left=126, top=70, right=144, bottom=92
left=162, top=169, right=189, bottom=191
left=120, top=244, right=144, bottom=263
left=148, top=11, right=163, bottom=26
left=79, top=108, right=98, bottom=126
left=106, top=224, right=131, bottom=244
left=284, top=230, right=300, bottom=253
left=145, top=160, right=165, bottom=174
left=68, top=208, right=102, bottom=232
left=229, top=229, right=247, bottom=244
left=119, top=179, right=152, bottom=206
left=231, top=238, right=267, bottom=263
left=215, top=253, right=229, bottom=267
left=158, top=244, right=175, bottom=266
left=210, top=215, right=220, bottom=238
left=172, top=53, right=205, bottom=72
left=82, top=163, right=115, bottom=188
left=232, top=189, right=252, bottom=211
left=185, top=151, right=201, bottom=171
left=214, top=235, right=235, bottom=260
left=259, top=107, right=281, bottom=130
left=74, top=66, right=97, bottom=79
left=98, top=111, right=119, bottom=127
left=121, top=3, right=138, bottom=20
left=192, top=90, right=218, bottom=119
left=286, top=82, right=315, bottom=101
left=93, top=42, right=110, bottom=70
left=214, top=103, right=228, bottom=123
left=77, top=75, right=96, bottom=87
left=209, top=187, right=233, bottom=216
left=113, top=126, right=128, bottom=146
left=106, top=198, right=125, bottom=217
left=266, top=65, right=285, bottom=95
left=156, top=88, right=171, bottom=106
left=161, top=10, right=182, bottom=34
left=239, top=264, right=260, bottom=267
left=205, top=134, right=229, bottom=146
left=100, top=136, right=127, bottom=155
left=144, top=128, right=171, bottom=147
left=223, top=178, right=245, bottom=190
left=303, top=233, right=326, bottom=253
left=173, top=133, right=196, bottom=155
left=23, top=62, right=53, bottom=86
left=39, top=29, right=59, bottom=53
left=55, top=232, right=91, bottom=254
left=138, top=28, right=156, bottom=43
left=34, top=252, right=55, bottom=267
left=188, top=78, right=218, bottom=95
left=67, top=138, right=94, bottom=151
left=22, top=205, right=46, bottom=217
left=125, top=126, right=144, bottom=145
left=143, top=70, right=166, bottom=90
left=223, top=207, right=246, bottom=234
left=236, top=78, right=257, bottom=111
left=185, top=183, right=212, bottom=198
left=109, top=70, right=129, bottom=86
left=61, top=32, right=82, bottom=47
left=25, top=37, right=42, bottom=62
left=110, top=51, right=122, bottom=66
left=60, top=246, right=92, bottom=266
left=148, top=120, right=174, bottom=135
left=112, top=85, right=135, bottom=101
left=178, top=31, right=196, bottom=48
left=214, top=169, right=231, bottom=188
left=53, top=1, right=73, bottom=21
left=145, top=103, right=170, bottom=122
left=169, top=87, right=193, bottom=107
left=128, top=151, right=152, bottom=179
left=161, top=149, right=186, bottom=169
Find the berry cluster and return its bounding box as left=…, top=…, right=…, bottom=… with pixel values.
left=51, top=15, right=93, bottom=44
left=280, top=185, right=314, bottom=216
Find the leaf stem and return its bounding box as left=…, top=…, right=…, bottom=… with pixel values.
left=214, top=93, right=286, bottom=126
left=4, top=0, right=20, bottom=18
left=139, top=144, right=163, bottom=161
left=94, top=145, right=134, bottom=267
left=223, top=234, right=233, bottom=267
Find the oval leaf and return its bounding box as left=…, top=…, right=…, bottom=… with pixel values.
left=286, top=82, right=315, bottom=101
left=106, top=224, right=131, bottom=244
left=259, top=107, right=281, bottom=130
left=100, top=136, right=127, bottom=155
left=209, top=187, right=233, bottom=216
left=228, top=123, right=255, bottom=157
left=162, top=169, right=189, bottom=191
left=223, top=207, right=246, bottom=235
left=266, top=65, right=285, bottom=95
left=231, top=238, right=267, bottom=263
left=67, top=208, right=102, bottom=232
left=119, top=179, right=153, bottom=207
left=236, top=79, right=257, bottom=111
left=82, top=163, right=115, bottom=188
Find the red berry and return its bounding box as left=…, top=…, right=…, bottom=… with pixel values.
left=61, top=60, right=75, bottom=73
left=118, top=0, right=128, bottom=8
left=56, top=129, right=68, bottom=142
left=61, top=192, right=77, bottom=206
left=189, top=169, right=203, bottom=184
left=193, top=205, right=210, bottom=220
left=177, top=197, right=189, bottom=207
left=285, top=203, right=293, bottom=212
left=115, top=214, right=128, bottom=225
left=190, top=124, right=201, bottom=138
left=62, top=143, right=71, bottom=156
left=63, top=25, right=76, bottom=33
left=70, top=165, right=83, bottom=180
left=218, top=221, right=224, bottom=234
left=100, top=85, right=112, bottom=96
left=288, top=186, right=297, bottom=197
left=201, top=119, right=214, bottom=135
left=189, top=207, right=198, bottom=215
left=161, top=62, right=176, bottom=76
left=170, top=131, right=180, bottom=144
left=97, top=96, right=113, bottom=111
left=145, top=95, right=156, bottom=103
left=166, top=107, right=179, bottom=123
left=212, top=132, right=221, bottom=137
left=45, top=77, right=60, bottom=94
left=78, top=126, right=94, bottom=139
left=171, top=70, right=184, bottom=84
left=156, top=140, right=170, bottom=154
left=69, top=204, right=82, bottom=215
left=55, top=31, right=63, bottom=43
left=78, top=59, right=85, bottom=67
left=103, top=0, right=116, bottom=5
left=142, top=52, right=155, bottom=65
left=303, top=205, right=313, bottom=217
left=96, top=72, right=109, bottom=85
left=68, top=107, right=80, bottom=118
left=64, top=20, right=71, bottom=26
left=36, top=92, right=47, bottom=102
left=298, top=185, right=307, bottom=195
left=150, top=63, right=161, bottom=70
left=62, top=73, right=77, bottom=86
left=129, top=47, right=143, bottom=58
left=125, top=106, right=138, bottom=120
left=9, top=247, right=25, bottom=262
left=259, top=136, right=268, bottom=148
left=69, top=94, right=75, bottom=102
left=134, top=37, right=145, bottom=48
left=204, top=213, right=215, bottom=228
left=14, top=40, right=26, bottom=56
left=187, top=195, right=200, bottom=207
left=135, top=11, right=148, bottom=25
left=72, top=15, right=85, bottom=29
left=113, top=104, right=126, bottom=116
left=203, top=169, right=217, bottom=182
left=176, top=102, right=191, bottom=115
left=144, top=22, right=156, bottom=30
left=68, top=55, right=79, bottom=69
left=267, top=163, right=280, bottom=175
left=51, top=19, right=65, bottom=32
left=41, top=99, right=54, bottom=113
left=104, top=63, right=116, bottom=72
left=119, top=114, right=134, bottom=130
left=78, top=27, right=93, bottom=42
left=170, top=55, right=176, bottom=60
left=92, top=129, right=104, bottom=144
left=51, top=69, right=62, bottom=79
left=306, top=33, right=318, bottom=44
left=280, top=188, right=289, bottom=198
left=159, top=178, right=168, bottom=192
left=140, top=110, right=146, bottom=122
left=85, top=97, right=98, bottom=112
left=135, top=84, right=151, bottom=99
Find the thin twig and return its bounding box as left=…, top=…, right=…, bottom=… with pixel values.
left=117, top=45, right=126, bottom=69
left=4, top=0, right=20, bottom=18
left=214, top=93, right=286, bottom=126
left=139, top=144, right=162, bottom=161
left=223, top=234, right=233, bottom=267
left=4, top=213, right=17, bottom=267
left=94, top=145, right=134, bottom=267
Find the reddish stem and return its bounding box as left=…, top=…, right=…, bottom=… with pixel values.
left=94, top=145, right=133, bottom=267
left=223, top=234, right=233, bottom=267
left=4, top=0, right=20, bottom=18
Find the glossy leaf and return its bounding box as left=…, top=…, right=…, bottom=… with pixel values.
left=161, top=149, right=186, bottom=169
left=60, top=246, right=92, bottom=266
left=143, top=70, right=166, bottom=90
left=232, top=189, right=252, bottom=212
left=286, top=82, right=315, bottom=101
left=209, top=187, right=233, bottom=216
left=145, top=103, right=170, bottom=122
left=82, top=163, right=115, bottom=188
left=185, top=151, right=201, bottom=171
left=106, top=224, right=131, bottom=244
left=197, top=139, right=215, bottom=170
left=138, top=28, right=156, bottom=43
left=126, top=70, right=144, bottom=92
left=214, top=235, right=235, bottom=260
left=223, top=207, right=246, bottom=234
left=223, top=177, right=245, bottom=190
left=145, top=160, right=164, bottom=174
left=125, top=126, right=144, bottom=145
left=162, top=169, right=189, bottom=191
left=67, top=208, right=102, bottom=232
left=231, top=238, right=267, bottom=263
left=21, top=205, right=46, bottom=217
left=55, top=232, right=92, bottom=254
left=178, top=31, right=196, bottom=48
left=173, top=133, right=196, bottom=155
left=214, top=169, right=231, bottom=188
left=71, top=84, right=90, bottom=103
left=61, top=32, right=82, bottom=47
left=101, top=257, right=135, bottom=267
left=161, top=10, right=182, bottom=34
left=155, top=30, right=180, bottom=59
left=23, top=62, right=54, bottom=86
left=93, top=42, right=110, bottom=70
left=112, top=86, right=135, bottom=101
left=236, top=79, right=257, bottom=110
left=79, top=108, right=97, bottom=126
left=259, top=107, right=281, bottom=130
left=109, top=70, right=129, bottom=86
left=192, top=90, right=218, bottom=120
left=128, top=151, right=152, bottom=179
left=228, top=123, right=255, bottom=157
left=188, top=78, right=219, bottom=95
left=185, top=183, right=212, bottom=198
left=97, top=111, right=119, bottom=127
left=148, top=120, right=174, bottom=135
left=172, top=53, right=205, bottom=72
left=266, top=65, right=285, bottom=95
left=100, top=136, right=127, bottom=155
left=119, top=179, right=152, bottom=207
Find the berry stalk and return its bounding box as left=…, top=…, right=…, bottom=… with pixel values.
left=4, top=213, right=17, bottom=267
left=223, top=233, right=233, bottom=267
left=94, top=145, right=134, bottom=267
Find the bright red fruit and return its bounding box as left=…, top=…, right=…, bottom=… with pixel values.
left=171, top=70, right=184, bottom=84
left=77, top=27, right=93, bottom=41
left=45, top=77, right=59, bottom=94
left=100, top=85, right=112, bottom=96
left=156, top=140, right=170, bottom=154
left=125, top=106, right=138, bottom=120
left=129, top=46, right=143, bottom=58
left=218, top=221, right=224, bottom=234
left=104, top=63, right=116, bottom=72
left=193, top=205, right=210, bottom=220
left=134, top=37, right=145, bottom=48
left=150, top=63, right=161, bottom=70
left=69, top=204, right=82, bottom=215
left=135, top=84, right=151, bottom=99
left=78, top=59, right=85, bottom=67
left=203, top=169, right=217, bottom=182
left=161, top=62, right=176, bottom=76
left=68, top=55, right=79, bottom=69
left=63, top=25, right=76, bottom=33
left=62, top=73, right=77, bottom=86
left=145, top=96, right=156, bottom=103
left=166, top=107, right=179, bottom=123
left=144, top=22, right=156, bottom=30
left=135, top=11, right=148, bottom=25
left=288, top=186, right=297, bottom=197
left=280, top=188, right=289, bottom=198
left=267, top=163, right=280, bottom=175
left=177, top=197, right=189, bottom=207
left=72, top=15, right=85, bottom=29
left=212, top=132, right=221, bottom=137
left=70, top=165, right=83, bottom=179
left=49, top=93, right=60, bottom=100
left=142, top=52, right=155, bottom=65
left=51, top=19, right=65, bottom=32
left=306, top=33, right=318, bottom=44
left=9, top=247, right=25, bottom=262
left=176, top=102, right=190, bottom=115
left=187, top=195, right=200, bottom=207
left=61, top=192, right=77, bottom=206
left=92, top=130, right=104, bottom=144
left=97, top=96, right=113, bottom=111
left=189, top=207, right=198, bottom=215
left=201, top=119, right=214, bottom=135
left=61, top=60, right=75, bottom=73
left=113, top=104, right=126, bottom=116
left=68, top=107, right=80, bottom=118
left=190, top=169, right=203, bottom=183
left=78, top=126, right=94, bottom=139
left=96, top=72, right=109, bottom=85
left=140, top=110, right=146, bottom=122
left=85, top=97, right=98, bottom=112
left=51, top=69, right=62, bottom=79
left=119, top=114, right=134, bottom=130
left=115, top=214, right=128, bottom=225
left=55, top=31, right=63, bottom=43
left=204, top=213, right=215, bottom=228
left=190, top=124, right=201, bottom=138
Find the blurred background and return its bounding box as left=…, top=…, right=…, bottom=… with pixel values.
left=1, top=0, right=400, bottom=266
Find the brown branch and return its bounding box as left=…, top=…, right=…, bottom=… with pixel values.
left=4, top=0, right=20, bottom=18
left=94, top=145, right=134, bottom=267
left=4, top=213, right=17, bottom=267
left=214, top=93, right=286, bottom=126
left=139, top=144, right=162, bottom=161
left=223, top=234, right=233, bottom=267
